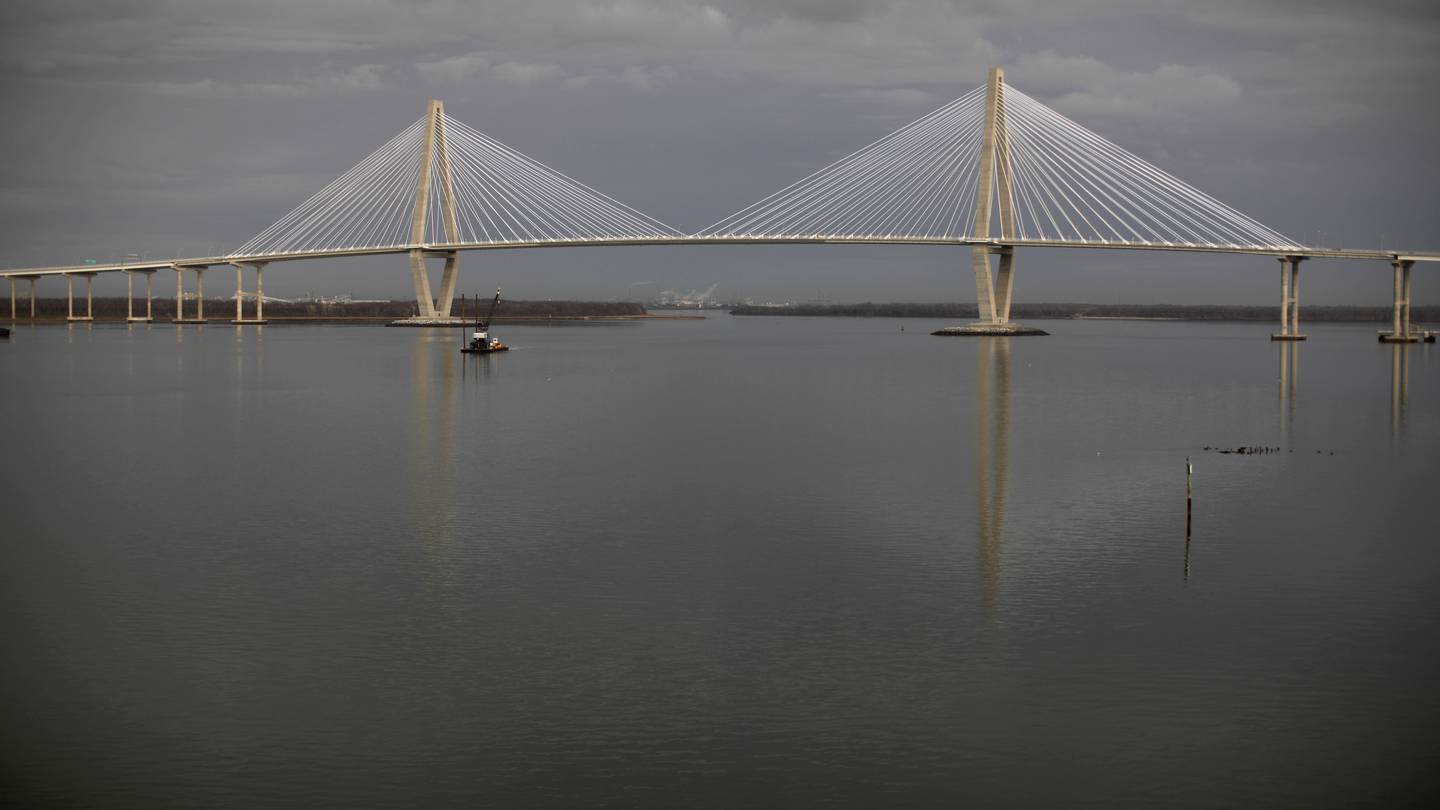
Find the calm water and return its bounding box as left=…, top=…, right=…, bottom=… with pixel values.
left=2, top=316, right=1438, bottom=808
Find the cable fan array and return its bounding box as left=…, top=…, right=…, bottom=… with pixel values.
left=701, top=84, right=1302, bottom=251
left=699, top=86, right=988, bottom=240
left=1001, top=87, right=1301, bottom=250
left=232, top=113, right=681, bottom=258
left=232, top=84, right=1302, bottom=257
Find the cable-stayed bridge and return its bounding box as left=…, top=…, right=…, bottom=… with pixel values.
left=4, top=69, right=1435, bottom=340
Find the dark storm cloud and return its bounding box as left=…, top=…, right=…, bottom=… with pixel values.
left=1, top=1, right=1436, bottom=304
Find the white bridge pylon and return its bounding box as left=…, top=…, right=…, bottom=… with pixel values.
left=701, top=68, right=1304, bottom=328
left=701, top=74, right=1302, bottom=251
left=231, top=99, right=683, bottom=318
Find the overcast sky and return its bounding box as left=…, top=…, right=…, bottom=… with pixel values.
left=2, top=0, right=1436, bottom=304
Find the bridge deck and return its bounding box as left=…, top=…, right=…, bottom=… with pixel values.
left=3, top=237, right=1437, bottom=279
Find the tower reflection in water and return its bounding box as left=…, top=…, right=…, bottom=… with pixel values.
left=974, top=337, right=1010, bottom=620
left=408, top=334, right=462, bottom=594
left=1278, top=338, right=1298, bottom=446
left=1390, top=343, right=1409, bottom=442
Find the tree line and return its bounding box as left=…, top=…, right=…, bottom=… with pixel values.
left=729, top=302, right=1439, bottom=322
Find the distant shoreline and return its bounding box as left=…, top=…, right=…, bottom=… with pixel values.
left=729, top=302, right=1436, bottom=323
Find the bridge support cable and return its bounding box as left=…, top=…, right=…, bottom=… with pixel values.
left=234, top=119, right=429, bottom=258
left=231, top=98, right=682, bottom=321
left=698, top=86, right=988, bottom=240
left=1001, top=88, right=1303, bottom=251
left=700, top=67, right=1304, bottom=258
left=227, top=105, right=683, bottom=254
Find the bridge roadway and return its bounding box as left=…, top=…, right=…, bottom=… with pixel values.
left=4, top=236, right=1437, bottom=340
left=3, top=236, right=1438, bottom=278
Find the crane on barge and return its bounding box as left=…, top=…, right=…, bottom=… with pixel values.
left=460, top=288, right=509, bottom=354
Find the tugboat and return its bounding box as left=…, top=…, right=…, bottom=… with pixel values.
left=460, top=288, right=509, bottom=354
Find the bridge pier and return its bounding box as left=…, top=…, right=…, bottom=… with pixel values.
left=409, top=249, right=436, bottom=319
left=126, top=269, right=155, bottom=322
left=230, top=262, right=269, bottom=324
left=8, top=278, right=13, bottom=321
left=1271, top=256, right=1306, bottom=341
left=436, top=252, right=459, bottom=318
left=174, top=265, right=209, bottom=323
left=397, top=249, right=465, bottom=325
left=65, top=273, right=94, bottom=322
left=935, top=247, right=1045, bottom=336
left=1379, top=259, right=1430, bottom=342
left=29, top=278, right=36, bottom=320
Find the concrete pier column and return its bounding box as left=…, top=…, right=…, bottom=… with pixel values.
left=409, top=250, right=436, bottom=319
left=1391, top=261, right=1403, bottom=336
left=196, top=268, right=205, bottom=320
left=1289, top=260, right=1301, bottom=334
left=9, top=278, right=15, bottom=321
left=1402, top=261, right=1412, bottom=338
left=435, top=252, right=460, bottom=318
left=994, top=248, right=1016, bottom=324
left=1279, top=257, right=1291, bottom=336
left=145, top=271, right=153, bottom=321
left=971, top=247, right=997, bottom=323
left=1271, top=256, right=1306, bottom=341
left=29, top=278, right=36, bottom=319
left=1382, top=260, right=1417, bottom=343
left=229, top=262, right=268, bottom=324
left=127, top=272, right=134, bottom=320
left=63, top=273, right=92, bottom=321
left=175, top=267, right=184, bottom=321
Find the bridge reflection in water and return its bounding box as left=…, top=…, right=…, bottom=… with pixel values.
left=973, top=338, right=1011, bottom=620
left=1390, top=343, right=1410, bottom=443
left=1278, top=339, right=1298, bottom=446
left=409, top=334, right=461, bottom=595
